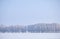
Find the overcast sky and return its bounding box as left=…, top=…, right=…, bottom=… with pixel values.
left=0, top=0, right=60, bottom=25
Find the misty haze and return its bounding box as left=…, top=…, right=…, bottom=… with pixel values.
left=0, top=0, right=60, bottom=39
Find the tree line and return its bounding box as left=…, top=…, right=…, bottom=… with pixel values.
left=0, top=23, right=60, bottom=33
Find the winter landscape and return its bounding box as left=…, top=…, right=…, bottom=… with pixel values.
left=0, top=0, right=60, bottom=39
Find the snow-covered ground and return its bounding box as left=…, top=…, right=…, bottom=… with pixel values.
left=0, top=33, right=60, bottom=39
